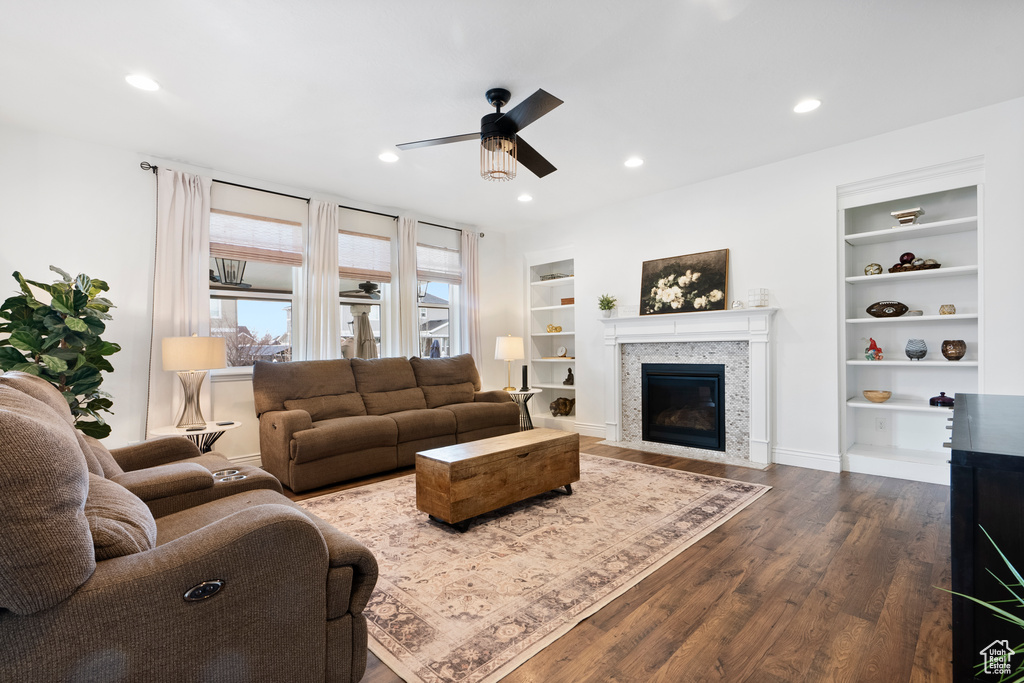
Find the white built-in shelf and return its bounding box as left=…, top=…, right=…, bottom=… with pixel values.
left=846, top=359, right=978, bottom=367
left=845, top=264, right=978, bottom=284
left=846, top=313, right=978, bottom=324
left=846, top=397, right=957, bottom=413
left=547, top=414, right=576, bottom=423
left=533, top=383, right=576, bottom=390
left=530, top=332, right=575, bottom=337
left=530, top=277, right=574, bottom=288
left=843, top=216, right=978, bottom=246
left=846, top=443, right=948, bottom=463
left=533, top=358, right=575, bottom=363
left=531, top=304, right=576, bottom=312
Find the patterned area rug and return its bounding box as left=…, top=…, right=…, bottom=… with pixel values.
left=299, top=453, right=770, bottom=683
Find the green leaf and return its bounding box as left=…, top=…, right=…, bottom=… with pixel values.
left=83, top=316, right=105, bottom=335
left=97, top=341, right=121, bottom=356
left=0, top=346, right=26, bottom=368
left=64, top=317, right=89, bottom=333
left=49, top=265, right=73, bottom=283
left=50, top=289, right=75, bottom=315
left=76, top=420, right=111, bottom=440
left=89, top=279, right=110, bottom=294
left=40, top=354, right=68, bottom=373
left=9, top=328, right=43, bottom=353
left=10, top=363, right=41, bottom=375
left=75, top=274, right=92, bottom=295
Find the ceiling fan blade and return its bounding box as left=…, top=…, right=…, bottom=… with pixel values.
left=515, top=136, right=557, bottom=178
left=396, top=133, right=478, bottom=151
left=502, top=89, right=563, bottom=131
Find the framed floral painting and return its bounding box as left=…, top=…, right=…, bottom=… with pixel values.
left=640, top=249, right=729, bottom=315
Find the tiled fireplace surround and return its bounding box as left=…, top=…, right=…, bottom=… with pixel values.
left=600, top=308, right=776, bottom=464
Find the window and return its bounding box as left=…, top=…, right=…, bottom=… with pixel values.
left=416, top=237, right=461, bottom=358
left=208, top=204, right=303, bottom=367
left=339, top=228, right=392, bottom=358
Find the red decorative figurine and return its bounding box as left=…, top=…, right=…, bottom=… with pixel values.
left=865, top=338, right=883, bottom=361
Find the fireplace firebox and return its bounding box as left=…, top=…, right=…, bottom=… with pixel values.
left=641, top=363, right=726, bottom=451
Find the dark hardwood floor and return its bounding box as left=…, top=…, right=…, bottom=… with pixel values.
left=287, top=436, right=953, bottom=683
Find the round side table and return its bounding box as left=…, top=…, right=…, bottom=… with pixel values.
left=150, top=421, right=242, bottom=453
left=507, top=389, right=544, bottom=430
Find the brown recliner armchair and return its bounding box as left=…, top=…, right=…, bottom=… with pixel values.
left=0, top=374, right=378, bottom=682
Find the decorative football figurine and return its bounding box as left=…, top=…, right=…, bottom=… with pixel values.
left=867, top=301, right=909, bottom=318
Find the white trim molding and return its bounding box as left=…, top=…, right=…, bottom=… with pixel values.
left=774, top=447, right=842, bottom=473
left=600, top=308, right=777, bottom=465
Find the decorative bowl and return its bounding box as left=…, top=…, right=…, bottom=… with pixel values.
left=942, top=339, right=967, bottom=361
left=863, top=390, right=892, bottom=403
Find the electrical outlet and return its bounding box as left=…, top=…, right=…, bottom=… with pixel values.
left=875, top=417, right=887, bottom=432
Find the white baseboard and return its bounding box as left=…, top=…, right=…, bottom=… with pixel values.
left=773, top=447, right=842, bottom=473
left=573, top=422, right=607, bottom=439
left=227, top=452, right=263, bottom=468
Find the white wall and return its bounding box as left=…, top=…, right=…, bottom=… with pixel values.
left=0, top=122, right=510, bottom=457
left=0, top=126, right=156, bottom=446
left=508, top=98, right=1024, bottom=461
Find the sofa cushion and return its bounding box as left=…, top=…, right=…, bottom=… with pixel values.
left=76, top=431, right=105, bottom=476
left=85, top=473, right=158, bottom=560
left=420, top=382, right=476, bottom=409
left=291, top=415, right=398, bottom=464
left=409, top=354, right=482, bottom=391
left=361, top=387, right=428, bottom=415
left=252, top=359, right=358, bottom=416
left=0, top=384, right=95, bottom=616
left=439, top=401, right=520, bottom=433
left=389, top=409, right=457, bottom=442
left=80, top=433, right=125, bottom=478
left=351, top=357, right=417, bottom=393
left=0, top=371, right=75, bottom=424
left=284, top=393, right=367, bottom=421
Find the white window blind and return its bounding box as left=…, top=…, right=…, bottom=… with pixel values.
left=209, top=209, right=303, bottom=266
left=417, top=243, right=461, bottom=285
left=338, top=230, right=392, bottom=283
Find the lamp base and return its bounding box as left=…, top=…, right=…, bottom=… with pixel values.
left=175, top=370, right=209, bottom=429
left=503, top=386, right=517, bottom=392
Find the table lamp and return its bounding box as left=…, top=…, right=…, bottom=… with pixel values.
left=162, top=334, right=227, bottom=428
left=494, top=335, right=524, bottom=392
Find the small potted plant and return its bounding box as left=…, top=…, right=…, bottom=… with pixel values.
left=598, top=293, right=617, bottom=318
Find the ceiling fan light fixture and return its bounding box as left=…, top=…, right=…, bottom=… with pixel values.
left=378, top=151, right=399, bottom=163
left=481, top=135, right=517, bottom=181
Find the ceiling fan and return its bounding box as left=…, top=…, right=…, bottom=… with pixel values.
left=397, top=88, right=564, bottom=181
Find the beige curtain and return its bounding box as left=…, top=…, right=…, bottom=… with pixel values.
left=459, top=230, right=482, bottom=365
left=294, top=199, right=340, bottom=360
left=145, top=169, right=212, bottom=435
left=397, top=215, right=420, bottom=357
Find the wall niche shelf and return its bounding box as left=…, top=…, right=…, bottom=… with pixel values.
left=526, top=252, right=576, bottom=432
left=837, top=158, right=983, bottom=485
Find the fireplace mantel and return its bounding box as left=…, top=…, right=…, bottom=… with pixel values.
left=600, top=308, right=777, bottom=463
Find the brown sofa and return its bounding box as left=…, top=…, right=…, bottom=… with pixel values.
left=0, top=372, right=378, bottom=683
left=254, top=354, right=520, bottom=492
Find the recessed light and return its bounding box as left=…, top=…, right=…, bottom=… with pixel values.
left=624, top=157, right=644, bottom=168
left=518, top=194, right=533, bottom=202
left=378, top=152, right=399, bottom=163
left=125, top=74, right=160, bottom=91
left=793, top=99, right=821, bottom=113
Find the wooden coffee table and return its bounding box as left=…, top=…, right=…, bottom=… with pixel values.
left=415, top=428, right=580, bottom=531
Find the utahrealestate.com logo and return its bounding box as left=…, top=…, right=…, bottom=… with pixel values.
left=980, top=640, right=1015, bottom=676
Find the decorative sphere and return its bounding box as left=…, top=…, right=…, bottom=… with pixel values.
left=864, top=263, right=883, bottom=276
left=900, top=252, right=916, bottom=264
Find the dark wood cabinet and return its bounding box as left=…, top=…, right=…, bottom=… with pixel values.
left=951, top=393, right=1024, bottom=682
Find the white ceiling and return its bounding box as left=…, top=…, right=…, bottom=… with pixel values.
left=1, top=1, right=1022, bottom=231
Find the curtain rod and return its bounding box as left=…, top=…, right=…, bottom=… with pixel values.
left=140, top=161, right=482, bottom=235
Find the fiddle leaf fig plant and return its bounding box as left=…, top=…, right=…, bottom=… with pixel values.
left=0, top=266, right=121, bottom=438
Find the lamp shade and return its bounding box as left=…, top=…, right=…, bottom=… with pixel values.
left=162, top=336, right=227, bottom=371
left=494, top=335, right=524, bottom=361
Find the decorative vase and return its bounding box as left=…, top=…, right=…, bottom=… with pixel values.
left=600, top=309, right=612, bottom=318
left=939, top=304, right=956, bottom=315
left=929, top=392, right=954, bottom=408
left=905, top=339, right=927, bottom=361
left=941, top=340, right=967, bottom=361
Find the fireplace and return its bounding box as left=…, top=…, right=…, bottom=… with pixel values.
left=641, top=363, right=726, bottom=451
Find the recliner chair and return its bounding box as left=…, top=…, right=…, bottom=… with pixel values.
left=0, top=372, right=378, bottom=683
